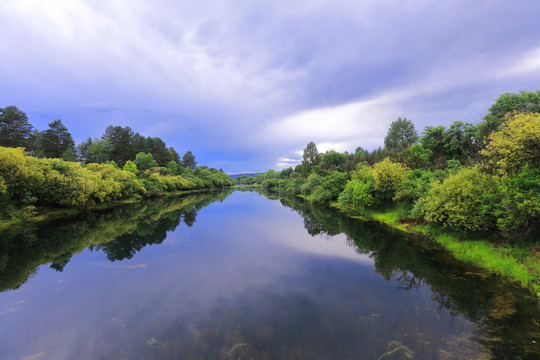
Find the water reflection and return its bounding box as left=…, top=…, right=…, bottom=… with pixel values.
left=255, top=189, right=540, bottom=358
left=0, top=189, right=538, bottom=359
left=0, top=190, right=233, bottom=291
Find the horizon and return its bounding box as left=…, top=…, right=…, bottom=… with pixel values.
left=1, top=1, right=540, bottom=173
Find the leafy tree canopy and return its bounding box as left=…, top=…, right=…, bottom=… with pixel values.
left=384, top=117, right=418, bottom=151
left=481, top=112, right=540, bottom=175
left=478, top=90, right=540, bottom=141
left=302, top=141, right=319, bottom=166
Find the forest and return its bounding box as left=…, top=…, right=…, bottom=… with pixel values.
left=240, top=90, right=540, bottom=238
left=0, top=108, right=234, bottom=220
left=238, top=90, right=540, bottom=293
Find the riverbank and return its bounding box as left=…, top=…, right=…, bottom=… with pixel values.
left=0, top=188, right=233, bottom=231
left=333, top=202, right=540, bottom=299
left=247, top=185, right=540, bottom=299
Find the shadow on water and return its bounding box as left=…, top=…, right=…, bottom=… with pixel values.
left=0, top=189, right=234, bottom=292
left=249, top=189, right=540, bottom=359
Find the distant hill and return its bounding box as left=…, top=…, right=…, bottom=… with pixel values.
left=228, top=172, right=264, bottom=180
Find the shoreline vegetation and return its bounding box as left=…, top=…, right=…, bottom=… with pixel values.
left=237, top=90, right=540, bottom=298
left=0, top=147, right=235, bottom=228
left=0, top=106, right=235, bottom=226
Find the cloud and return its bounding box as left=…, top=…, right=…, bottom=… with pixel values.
left=1, top=0, right=540, bottom=173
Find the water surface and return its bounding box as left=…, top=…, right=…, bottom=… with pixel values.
left=0, top=189, right=538, bottom=359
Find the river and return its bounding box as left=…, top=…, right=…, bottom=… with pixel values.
left=0, top=189, right=538, bottom=359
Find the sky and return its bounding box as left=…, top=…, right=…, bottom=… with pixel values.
left=1, top=0, right=540, bottom=174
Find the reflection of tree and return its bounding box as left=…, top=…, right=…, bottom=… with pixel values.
left=258, top=189, right=540, bottom=359
left=0, top=189, right=233, bottom=291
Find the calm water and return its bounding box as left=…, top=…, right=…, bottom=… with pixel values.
left=0, top=189, right=538, bottom=359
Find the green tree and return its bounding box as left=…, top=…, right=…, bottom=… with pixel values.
left=478, top=90, right=540, bottom=142
left=372, top=157, right=408, bottom=200
left=384, top=117, right=418, bottom=151
left=182, top=151, right=197, bottom=171
left=26, top=129, right=44, bottom=157
left=320, top=150, right=348, bottom=172
left=102, top=125, right=135, bottom=167
left=481, top=113, right=540, bottom=175
left=122, top=160, right=138, bottom=174
left=41, top=119, right=75, bottom=159
left=442, top=121, right=479, bottom=164
left=134, top=152, right=158, bottom=171
left=302, top=141, right=319, bottom=166
left=421, top=125, right=446, bottom=166
left=0, top=106, right=33, bottom=148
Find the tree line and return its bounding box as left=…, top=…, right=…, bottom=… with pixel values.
left=0, top=106, right=234, bottom=219
left=239, top=90, right=540, bottom=240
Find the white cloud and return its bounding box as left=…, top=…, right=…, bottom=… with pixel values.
left=261, top=94, right=396, bottom=147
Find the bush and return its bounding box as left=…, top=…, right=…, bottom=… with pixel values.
left=496, top=165, right=540, bottom=235
left=421, top=167, right=499, bottom=231
left=308, top=171, right=348, bottom=204
left=372, top=158, right=408, bottom=200
left=338, top=180, right=374, bottom=210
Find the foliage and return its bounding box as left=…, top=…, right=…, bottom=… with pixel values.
left=481, top=113, right=540, bottom=175
left=384, top=117, right=418, bottom=151
left=372, top=158, right=408, bottom=200
left=338, top=180, right=374, bottom=210
left=396, top=169, right=440, bottom=203
left=0, top=106, right=33, bottom=148
left=0, top=146, right=233, bottom=218
left=134, top=152, right=158, bottom=171
left=478, top=90, right=540, bottom=141
left=123, top=160, right=138, bottom=174
left=182, top=151, right=197, bottom=171
left=302, top=141, right=319, bottom=166
left=319, top=150, right=348, bottom=172
left=40, top=119, right=75, bottom=159
left=496, top=165, right=540, bottom=236
left=403, top=144, right=431, bottom=169
left=308, top=171, right=348, bottom=203
left=420, top=167, right=499, bottom=231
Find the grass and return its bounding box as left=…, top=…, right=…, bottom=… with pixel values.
left=337, top=201, right=540, bottom=299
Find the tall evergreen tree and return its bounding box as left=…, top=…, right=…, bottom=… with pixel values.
left=102, top=125, right=135, bottom=166
left=0, top=106, right=33, bottom=148
left=182, top=151, right=197, bottom=171
left=41, top=119, right=75, bottom=159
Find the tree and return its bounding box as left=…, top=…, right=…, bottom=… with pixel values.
left=302, top=141, right=319, bottom=166
left=102, top=125, right=134, bottom=167
left=372, top=157, right=408, bottom=200
left=0, top=106, right=33, bottom=148
left=442, top=121, right=479, bottom=164
left=26, top=129, right=44, bottom=157
left=478, top=90, right=540, bottom=142
left=146, top=137, right=172, bottom=166
left=320, top=151, right=348, bottom=172
left=168, top=147, right=180, bottom=163
left=182, top=151, right=197, bottom=171
left=41, top=119, right=75, bottom=159
left=122, top=160, right=138, bottom=174
left=481, top=113, right=540, bottom=175
left=134, top=152, right=158, bottom=171
left=384, top=117, right=418, bottom=151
